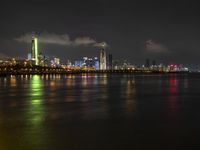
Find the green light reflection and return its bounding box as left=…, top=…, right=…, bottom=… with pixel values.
left=30, top=75, right=43, bottom=105
left=22, top=75, right=48, bottom=148
left=27, top=75, right=45, bottom=125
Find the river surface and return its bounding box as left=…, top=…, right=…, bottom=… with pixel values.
left=0, top=73, right=200, bottom=150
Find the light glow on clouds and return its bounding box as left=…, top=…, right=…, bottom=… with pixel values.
left=145, top=39, right=169, bottom=53
left=15, top=32, right=108, bottom=48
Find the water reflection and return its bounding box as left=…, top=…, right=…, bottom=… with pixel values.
left=99, top=74, right=108, bottom=85
left=30, top=75, right=43, bottom=104
left=27, top=75, right=45, bottom=125
left=66, top=75, right=75, bottom=87
left=21, top=75, right=48, bottom=148
left=79, top=74, right=109, bottom=120
left=125, top=77, right=136, bottom=113
left=10, top=75, right=17, bottom=87
left=9, top=76, right=17, bottom=97
left=168, top=74, right=178, bottom=110
left=99, top=74, right=108, bottom=101
left=1, top=74, right=199, bottom=149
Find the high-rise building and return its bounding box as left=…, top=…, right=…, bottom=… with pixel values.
left=94, top=57, right=100, bottom=70
left=145, top=59, right=150, bottom=68
left=31, top=35, right=39, bottom=65
left=100, top=49, right=106, bottom=70
left=27, top=53, right=32, bottom=60
left=108, top=54, right=113, bottom=70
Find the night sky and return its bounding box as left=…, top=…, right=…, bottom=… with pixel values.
left=0, top=0, right=199, bottom=68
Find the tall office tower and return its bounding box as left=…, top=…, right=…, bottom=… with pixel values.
left=27, top=53, right=32, bottom=60
left=145, top=59, right=150, bottom=68
left=94, top=57, right=100, bottom=70
left=31, top=35, right=39, bottom=65
left=108, top=54, right=113, bottom=70
left=100, top=48, right=107, bottom=70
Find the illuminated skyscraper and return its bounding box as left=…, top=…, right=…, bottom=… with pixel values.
left=94, top=57, right=100, bottom=70
left=31, top=35, right=39, bottom=65
left=100, top=48, right=107, bottom=70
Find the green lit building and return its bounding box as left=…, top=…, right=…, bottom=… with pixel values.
left=31, top=36, right=39, bottom=65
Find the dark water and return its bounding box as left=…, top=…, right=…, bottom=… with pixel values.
left=0, top=73, right=200, bottom=150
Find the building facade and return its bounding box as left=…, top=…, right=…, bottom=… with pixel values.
left=100, top=49, right=106, bottom=70
left=108, top=54, right=113, bottom=70
left=31, top=36, right=39, bottom=65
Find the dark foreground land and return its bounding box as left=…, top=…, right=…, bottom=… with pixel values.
left=0, top=73, right=200, bottom=150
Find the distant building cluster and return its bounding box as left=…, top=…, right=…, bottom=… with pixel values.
left=75, top=57, right=99, bottom=70
left=141, top=59, right=189, bottom=72
left=25, top=34, right=111, bottom=70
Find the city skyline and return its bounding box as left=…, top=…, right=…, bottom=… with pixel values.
left=1, top=1, right=200, bottom=149
left=0, top=0, right=200, bottom=69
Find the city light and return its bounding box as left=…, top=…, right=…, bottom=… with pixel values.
left=34, top=37, right=39, bottom=65
left=0, top=34, right=190, bottom=75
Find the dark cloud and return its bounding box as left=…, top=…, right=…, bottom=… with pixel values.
left=15, top=32, right=108, bottom=47
left=145, top=40, right=169, bottom=53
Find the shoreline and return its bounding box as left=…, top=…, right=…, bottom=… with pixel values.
left=0, top=70, right=190, bottom=77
